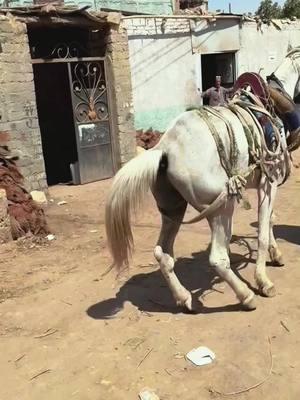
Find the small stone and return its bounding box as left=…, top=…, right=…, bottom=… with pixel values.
left=30, top=190, right=48, bottom=205
left=57, top=201, right=67, bottom=206
left=100, top=379, right=111, bottom=386
left=46, top=234, right=56, bottom=241
left=139, top=388, right=160, bottom=400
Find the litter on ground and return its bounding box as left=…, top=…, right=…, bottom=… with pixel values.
left=186, top=346, right=216, bottom=366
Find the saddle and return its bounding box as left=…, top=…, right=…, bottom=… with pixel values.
left=233, top=72, right=300, bottom=151
left=232, top=73, right=279, bottom=150
left=233, top=72, right=271, bottom=109
left=233, top=72, right=294, bottom=115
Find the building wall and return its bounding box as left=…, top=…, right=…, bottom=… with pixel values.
left=0, top=15, right=47, bottom=191
left=125, top=17, right=300, bottom=132
left=237, top=21, right=300, bottom=77
left=125, top=17, right=200, bottom=131
left=3, top=0, right=174, bottom=15
left=106, top=25, right=136, bottom=165
left=95, top=0, right=174, bottom=14
left=0, top=14, right=135, bottom=191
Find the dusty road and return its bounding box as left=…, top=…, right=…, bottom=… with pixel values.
left=0, top=152, right=300, bottom=400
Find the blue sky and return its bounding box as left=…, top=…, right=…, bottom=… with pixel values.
left=209, top=0, right=286, bottom=14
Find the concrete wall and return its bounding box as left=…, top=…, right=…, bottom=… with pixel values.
left=0, top=15, right=47, bottom=191
left=237, top=21, right=300, bottom=78
left=191, top=18, right=240, bottom=53
left=125, top=17, right=300, bottom=132
left=126, top=18, right=200, bottom=131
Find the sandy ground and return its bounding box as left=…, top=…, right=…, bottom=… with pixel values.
left=0, top=153, right=300, bottom=400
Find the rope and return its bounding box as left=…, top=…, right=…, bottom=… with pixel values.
left=203, top=106, right=240, bottom=175
left=227, top=103, right=261, bottom=162
left=196, top=107, right=234, bottom=178
left=238, top=103, right=289, bottom=183
left=230, top=92, right=290, bottom=181
left=181, top=97, right=290, bottom=225
left=195, top=106, right=256, bottom=200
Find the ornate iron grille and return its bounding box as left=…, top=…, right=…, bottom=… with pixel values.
left=31, top=42, right=88, bottom=60
left=70, top=61, right=108, bottom=125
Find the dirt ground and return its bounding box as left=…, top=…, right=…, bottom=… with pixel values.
left=1, top=153, right=300, bottom=400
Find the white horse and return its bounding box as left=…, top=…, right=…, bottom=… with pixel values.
left=106, top=48, right=300, bottom=311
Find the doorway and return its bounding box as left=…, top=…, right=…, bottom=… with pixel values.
left=33, top=63, right=78, bottom=185
left=201, top=52, right=236, bottom=104
left=28, top=25, right=115, bottom=186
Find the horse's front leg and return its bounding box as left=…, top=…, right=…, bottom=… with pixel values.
left=255, top=175, right=277, bottom=297
left=268, top=211, right=284, bottom=266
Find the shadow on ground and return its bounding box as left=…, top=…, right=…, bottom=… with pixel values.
left=250, top=221, right=300, bottom=246
left=87, top=245, right=256, bottom=320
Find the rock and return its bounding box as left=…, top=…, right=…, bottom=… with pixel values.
left=100, top=379, right=111, bottom=386
left=57, top=201, right=67, bottom=206
left=106, top=12, right=121, bottom=25
left=30, top=190, right=48, bottom=205
left=46, top=234, right=56, bottom=241
left=139, top=388, right=160, bottom=400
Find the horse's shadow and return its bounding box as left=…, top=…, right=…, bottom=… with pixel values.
left=87, top=245, right=256, bottom=320
left=250, top=221, right=300, bottom=246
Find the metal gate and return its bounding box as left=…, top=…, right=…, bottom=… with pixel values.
left=68, top=59, right=114, bottom=183
left=31, top=43, right=116, bottom=184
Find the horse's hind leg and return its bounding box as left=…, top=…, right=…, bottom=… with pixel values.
left=152, top=175, right=192, bottom=310
left=255, top=177, right=277, bottom=297
left=268, top=211, right=284, bottom=266
left=207, top=199, right=256, bottom=310
left=154, top=213, right=193, bottom=310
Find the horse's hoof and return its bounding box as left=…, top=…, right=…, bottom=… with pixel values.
left=154, top=245, right=163, bottom=261
left=261, top=284, right=276, bottom=298
left=269, top=247, right=284, bottom=267
left=177, top=292, right=193, bottom=311
left=272, top=258, right=284, bottom=267
left=183, top=292, right=194, bottom=311
left=271, top=254, right=284, bottom=267
left=242, top=292, right=257, bottom=311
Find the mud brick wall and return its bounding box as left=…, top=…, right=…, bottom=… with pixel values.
left=107, top=25, right=136, bottom=165
left=0, top=15, right=47, bottom=191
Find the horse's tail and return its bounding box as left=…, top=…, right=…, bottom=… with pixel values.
left=105, top=149, right=164, bottom=270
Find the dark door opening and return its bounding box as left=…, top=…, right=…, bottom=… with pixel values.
left=201, top=52, right=236, bottom=105
left=29, top=25, right=115, bottom=186
left=33, top=63, right=78, bottom=186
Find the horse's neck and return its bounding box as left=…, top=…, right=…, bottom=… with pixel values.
left=269, top=87, right=294, bottom=114
left=274, top=58, right=299, bottom=98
